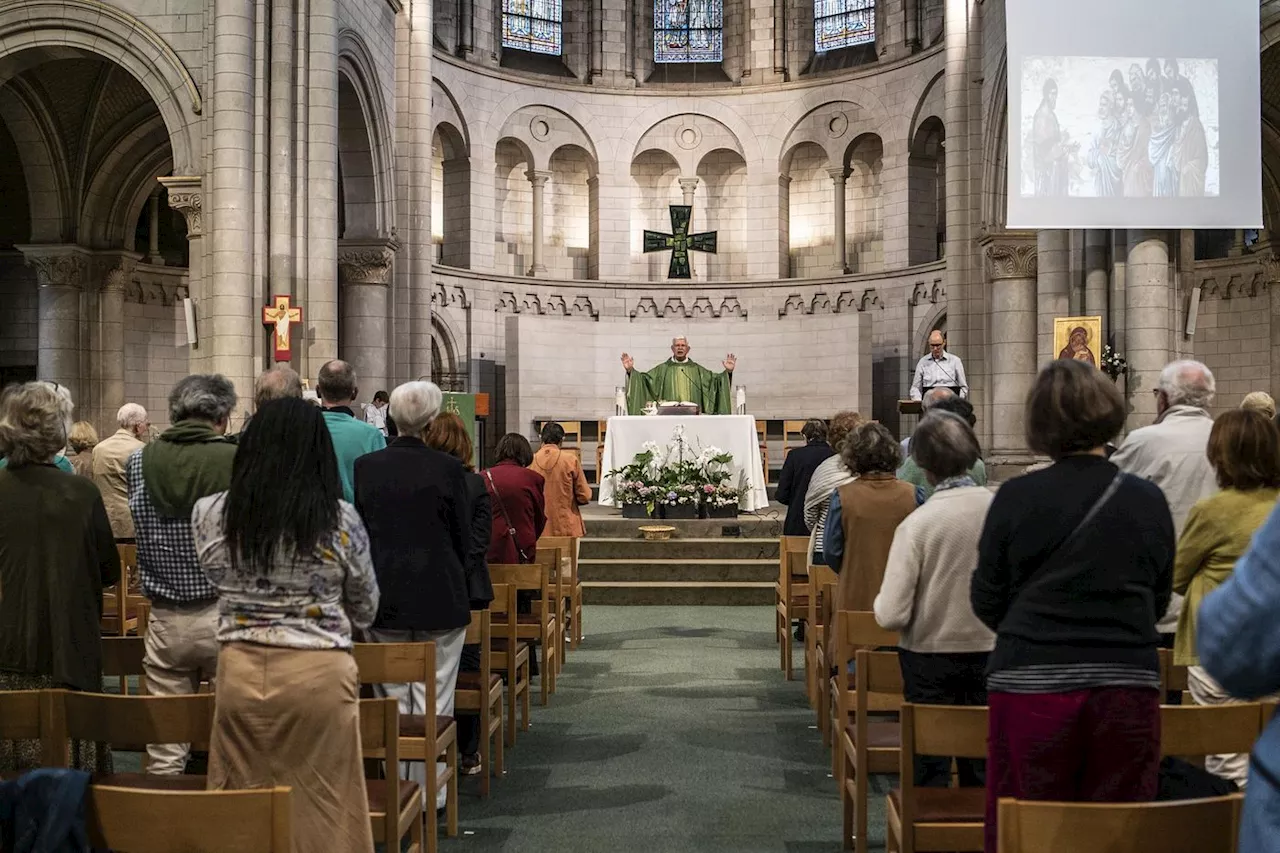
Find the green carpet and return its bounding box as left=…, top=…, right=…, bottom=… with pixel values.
left=443, top=605, right=887, bottom=852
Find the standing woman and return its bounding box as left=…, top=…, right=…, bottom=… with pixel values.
left=354, top=381, right=471, bottom=812
left=1173, top=408, right=1280, bottom=787
left=426, top=411, right=495, bottom=775
left=972, top=360, right=1172, bottom=853
left=66, top=421, right=99, bottom=478
left=0, top=382, right=120, bottom=774
left=482, top=433, right=546, bottom=565
left=529, top=422, right=591, bottom=539
left=775, top=418, right=834, bottom=537
left=193, top=397, right=379, bottom=853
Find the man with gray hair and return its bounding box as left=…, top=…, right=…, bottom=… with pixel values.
left=92, top=402, right=150, bottom=540
left=1111, top=359, right=1217, bottom=637
left=318, top=359, right=386, bottom=503
left=902, top=386, right=957, bottom=455
left=127, top=374, right=237, bottom=774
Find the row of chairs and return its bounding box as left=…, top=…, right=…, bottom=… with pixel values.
left=776, top=535, right=1262, bottom=852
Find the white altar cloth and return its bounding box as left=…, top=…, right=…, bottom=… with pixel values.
left=597, top=415, right=769, bottom=511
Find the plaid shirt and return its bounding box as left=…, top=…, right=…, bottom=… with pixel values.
left=126, top=448, right=218, bottom=603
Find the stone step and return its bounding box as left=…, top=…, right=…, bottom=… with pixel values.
left=582, top=516, right=782, bottom=539
left=579, top=537, right=779, bottom=561
left=578, top=557, right=777, bottom=583
left=582, top=581, right=774, bottom=606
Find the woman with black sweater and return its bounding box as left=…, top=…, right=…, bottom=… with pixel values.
left=971, top=359, right=1174, bottom=853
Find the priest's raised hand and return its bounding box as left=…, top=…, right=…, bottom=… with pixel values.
left=723, top=353, right=736, bottom=373
left=621, top=352, right=635, bottom=373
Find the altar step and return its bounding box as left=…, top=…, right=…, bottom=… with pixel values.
left=578, top=525, right=780, bottom=606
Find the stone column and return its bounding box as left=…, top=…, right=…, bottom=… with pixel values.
left=210, top=0, right=258, bottom=401
left=337, top=238, right=399, bottom=400
left=147, top=193, right=165, bottom=265
left=159, top=177, right=204, bottom=374
left=16, top=245, right=90, bottom=404
left=679, top=176, right=699, bottom=208
left=95, top=253, right=141, bottom=429
left=395, top=0, right=434, bottom=382
left=777, top=174, right=791, bottom=278
left=1084, top=229, right=1110, bottom=320
left=527, top=169, right=551, bottom=276
left=1036, top=230, right=1070, bottom=365
left=829, top=167, right=849, bottom=274
left=905, top=0, right=920, bottom=50
left=1111, top=229, right=1127, bottom=358
left=1125, top=230, right=1171, bottom=430
left=982, top=234, right=1037, bottom=461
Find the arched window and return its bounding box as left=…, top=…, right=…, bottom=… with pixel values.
left=502, top=0, right=563, bottom=55
left=654, top=0, right=723, bottom=63
left=815, top=0, right=875, bottom=52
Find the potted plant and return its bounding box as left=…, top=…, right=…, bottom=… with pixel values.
left=607, top=445, right=661, bottom=518
left=658, top=484, right=700, bottom=519
left=702, top=483, right=742, bottom=518
left=615, top=480, right=655, bottom=518
left=1100, top=342, right=1128, bottom=382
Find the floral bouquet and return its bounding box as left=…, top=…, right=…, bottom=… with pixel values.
left=703, top=482, right=742, bottom=508
left=659, top=483, right=700, bottom=507
left=1100, top=343, right=1128, bottom=381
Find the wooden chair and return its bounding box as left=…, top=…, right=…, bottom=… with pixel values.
left=455, top=604, right=505, bottom=796
left=756, top=419, right=769, bottom=484
left=1160, top=702, right=1266, bottom=759
left=995, top=795, right=1243, bottom=853
left=537, top=536, right=577, bottom=661
left=840, top=648, right=905, bottom=853
left=489, top=562, right=558, bottom=705
left=487, top=582, right=531, bottom=745
left=101, top=635, right=147, bottom=696
left=806, top=562, right=839, bottom=718
left=51, top=689, right=215, bottom=782
left=358, top=696, right=427, bottom=853
left=782, top=419, right=807, bottom=459
left=0, top=689, right=61, bottom=771
left=775, top=536, right=811, bottom=681
left=351, top=643, right=457, bottom=850
left=85, top=785, right=294, bottom=852
left=595, top=418, right=609, bottom=485
left=827, top=611, right=898, bottom=770
left=1159, top=648, right=1191, bottom=696
left=885, top=703, right=988, bottom=853
left=534, top=543, right=565, bottom=680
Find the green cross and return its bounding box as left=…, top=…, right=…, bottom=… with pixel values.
left=643, top=205, right=718, bottom=280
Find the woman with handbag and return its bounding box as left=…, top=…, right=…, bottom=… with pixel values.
left=970, top=359, right=1175, bottom=853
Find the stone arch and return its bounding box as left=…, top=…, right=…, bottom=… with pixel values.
left=779, top=100, right=878, bottom=168
left=981, top=49, right=1009, bottom=229
left=904, top=68, right=945, bottom=147
left=695, top=147, right=748, bottom=280
left=80, top=113, right=172, bottom=249
left=781, top=140, right=834, bottom=277
left=431, top=78, right=471, bottom=153
left=0, top=2, right=201, bottom=174
left=630, top=148, right=682, bottom=281
left=338, top=31, right=394, bottom=239
left=635, top=114, right=746, bottom=177
left=908, top=116, right=945, bottom=265
left=494, top=136, right=535, bottom=276
left=547, top=143, right=598, bottom=279
left=844, top=132, right=884, bottom=272
left=767, top=86, right=891, bottom=169
left=431, top=314, right=462, bottom=388
left=619, top=100, right=763, bottom=176
left=495, top=104, right=598, bottom=172
left=0, top=82, right=68, bottom=242
left=433, top=121, right=471, bottom=267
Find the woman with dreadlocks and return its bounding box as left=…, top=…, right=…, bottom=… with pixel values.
left=193, top=395, right=380, bottom=853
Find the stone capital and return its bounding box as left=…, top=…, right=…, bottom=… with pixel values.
left=525, top=169, right=552, bottom=187
left=980, top=231, right=1039, bottom=281
left=93, top=251, right=144, bottom=294
left=158, top=176, right=203, bottom=238
left=15, top=244, right=91, bottom=289
left=338, top=237, right=401, bottom=286
left=678, top=177, right=700, bottom=193
left=827, top=166, right=850, bottom=184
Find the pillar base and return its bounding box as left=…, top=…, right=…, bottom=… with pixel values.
left=527, top=264, right=547, bottom=276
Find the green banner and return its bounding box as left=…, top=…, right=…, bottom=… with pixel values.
left=441, top=392, right=477, bottom=468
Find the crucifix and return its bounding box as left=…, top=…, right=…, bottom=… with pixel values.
left=643, top=205, right=717, bottom=280
left=261, top=294, right=303, bottom=363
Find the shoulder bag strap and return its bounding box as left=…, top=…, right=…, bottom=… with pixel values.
left=485, top=470, right=530, bottom=563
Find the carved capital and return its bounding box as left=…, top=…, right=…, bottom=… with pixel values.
left=95, top=252, right=143, bottom=294
left=338, top=237, right=401, bottom=285
left=158, top=176, right=203, bottom=237
left=981, top=232, right=1039, bottom=281
left=525, top=169, right=552, bottom=188
left=15, top=245, right=90, bottom=289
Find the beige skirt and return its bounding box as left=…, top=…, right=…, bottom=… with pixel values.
left=208, top=643, right=374, bottom=853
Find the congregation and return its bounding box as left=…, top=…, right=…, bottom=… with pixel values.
left=3, top=347, right=1280, bottom=850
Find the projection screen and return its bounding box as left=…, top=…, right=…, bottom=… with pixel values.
left=1005, top=0, right=1261, bottom=229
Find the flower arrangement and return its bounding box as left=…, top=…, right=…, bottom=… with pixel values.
left=1100, top=343, right=1128, bottom=381
left=609, top=427, right=747, bottom=516
left=703, top=482, right=742, bottom=508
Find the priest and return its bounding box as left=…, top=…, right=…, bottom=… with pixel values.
left=621, top=337, right=736, bottom=415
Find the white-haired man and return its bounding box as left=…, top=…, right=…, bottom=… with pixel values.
left=620, top=336, right=736, bottom=415
left=92, top=402, right=150, bottom=540
left=1111, top=359, right=1218, bottom=638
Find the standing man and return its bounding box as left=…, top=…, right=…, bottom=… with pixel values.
left=365, top=390, right=390, bottom=437
left=1111, top=360, right=1217, bottom=640
left=128, top=375, right=237, bottom=774
left=93, top=403, right=150, bottom=541
left=318, top=360, right=387, bottom=503
left=910, top=331, right=969, bottom=401
left=620, top=336, right=737, bottom=415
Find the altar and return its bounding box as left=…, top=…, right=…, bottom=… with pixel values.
left=597, top=415, right=770, bottom=511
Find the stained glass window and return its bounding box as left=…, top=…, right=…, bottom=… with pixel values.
left=654, top=0, right=723, bottom=63
left=815, top=0, right=875, bottom=52
left=503, top=0, right=563, bottom=55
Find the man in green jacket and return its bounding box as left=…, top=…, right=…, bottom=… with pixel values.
left=318, top=359, right=386, bottom=503
left=127, top=373, right=238, bottom=774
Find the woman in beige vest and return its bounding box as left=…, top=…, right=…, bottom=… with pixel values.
left=822, top=422, right=919, bottom=611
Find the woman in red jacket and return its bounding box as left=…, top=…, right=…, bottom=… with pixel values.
left=482, top=433, right=546, bottom=565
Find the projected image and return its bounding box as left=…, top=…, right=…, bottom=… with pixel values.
left=1020, top=56, right=1219, bottom=199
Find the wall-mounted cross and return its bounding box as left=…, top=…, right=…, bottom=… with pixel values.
left=262, top=294, right=302, bottom=363
left=643, top=205, right=717, bottom=280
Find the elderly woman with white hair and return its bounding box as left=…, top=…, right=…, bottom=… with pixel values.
left=0, top=382, right=120, bottom=774
left=353, top=380, right=471, bottom=813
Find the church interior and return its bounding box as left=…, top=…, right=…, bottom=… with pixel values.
left=2, top=0, right=1280, bottom=850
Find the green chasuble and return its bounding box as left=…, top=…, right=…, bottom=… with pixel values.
left=625, top=358, right=733, bottom=415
